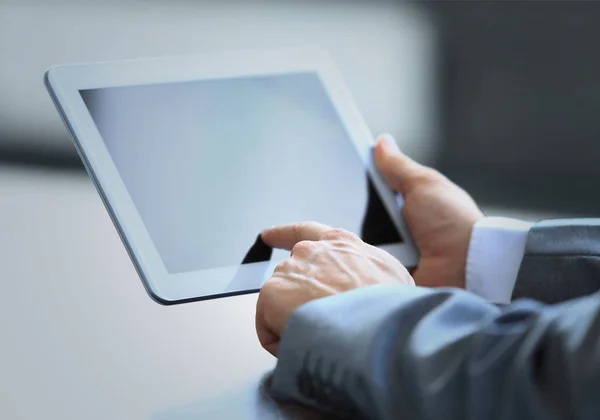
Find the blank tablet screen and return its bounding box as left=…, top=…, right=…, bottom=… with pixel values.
left=80, top=72, right=403, bottom=274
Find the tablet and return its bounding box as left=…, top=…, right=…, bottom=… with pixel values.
left=45, top=47, right=419, bottom=304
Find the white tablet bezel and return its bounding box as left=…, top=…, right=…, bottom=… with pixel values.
left=45, top=47, right=419, bottom=304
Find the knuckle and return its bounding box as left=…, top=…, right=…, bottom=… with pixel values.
left=291, top=240, right=314, bottom=256
left=260, top=277, right=281, bottom=298
left=273, top=260, right=289, bottom=275
left=273, top=258, right=302, bottom=276
left=323, top=228, right=356, bottom=242
left=292, top=222, right=310, bottom=242
left=291, top=224, right=301, bottom=243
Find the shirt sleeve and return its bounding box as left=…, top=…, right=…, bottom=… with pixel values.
left=465, top=217, right=533, bottom=304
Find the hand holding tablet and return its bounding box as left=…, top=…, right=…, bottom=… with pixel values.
left=45, top=47, right=419, bottom=304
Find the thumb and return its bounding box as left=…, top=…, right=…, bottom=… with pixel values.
left=374, top=134, right=427, bottom=194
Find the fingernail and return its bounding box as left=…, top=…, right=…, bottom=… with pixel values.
left=379, top=134, right=400, bottom=153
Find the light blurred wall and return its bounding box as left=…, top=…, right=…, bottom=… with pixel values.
left=0, top=0, right=439, bottom=164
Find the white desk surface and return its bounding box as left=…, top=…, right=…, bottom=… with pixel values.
left=0, top=165, right=324, bottom=420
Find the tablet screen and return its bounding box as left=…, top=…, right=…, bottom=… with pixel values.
left=80, top=72, right=403, bottom=274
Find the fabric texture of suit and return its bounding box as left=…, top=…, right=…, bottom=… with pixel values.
left=512, top=219, right=600, bottom=303
left=269, top=219, right=600, bottom=419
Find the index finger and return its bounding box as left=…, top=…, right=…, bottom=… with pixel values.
left=261, top=222, right=332, bottom=250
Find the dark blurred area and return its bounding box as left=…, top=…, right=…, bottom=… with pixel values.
left=430, top=1, right=600, bottom=216
left=1, top=0, right=599, bottom=218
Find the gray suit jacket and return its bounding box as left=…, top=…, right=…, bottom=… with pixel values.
left=269, top=219, right=600, bottom=419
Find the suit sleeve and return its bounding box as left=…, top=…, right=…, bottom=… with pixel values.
left=270, top=284, right=600, bottom=420
left=512, top=219, right=600, bottom=303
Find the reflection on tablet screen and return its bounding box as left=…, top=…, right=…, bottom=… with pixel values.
left=80, top=72, right=403, bottom=274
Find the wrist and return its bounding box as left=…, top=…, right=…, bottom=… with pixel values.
left=465, top=217, right=532, bottom=303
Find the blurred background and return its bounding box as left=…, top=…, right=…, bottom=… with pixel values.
left=2, top=0, right=600, bottom=240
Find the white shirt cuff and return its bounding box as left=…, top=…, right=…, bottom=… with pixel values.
left=466, top=217, right=533, bottom=304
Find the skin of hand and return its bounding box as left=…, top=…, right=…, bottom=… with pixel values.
left=374, top=134, right=484, bottom=290
left=257, top=222, right=415, bottom=356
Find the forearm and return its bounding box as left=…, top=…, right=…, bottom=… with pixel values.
left=271, top=284, right=600, bottom=419
left=271, top=284, right=437, bottom=418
